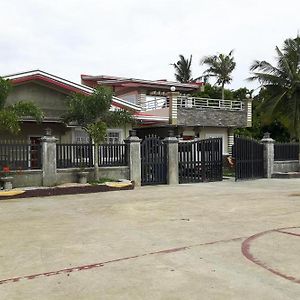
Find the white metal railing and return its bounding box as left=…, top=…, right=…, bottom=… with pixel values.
left=141, top=96, right=169, bottom=111
left=141, top=96, right=244, bottom=111
left=177, top=96, right=244, bottom=111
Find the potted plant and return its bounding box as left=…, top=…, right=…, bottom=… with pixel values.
left=77, top=165, right=89, bottom=184
left=0, top=166, right=13, bottom=190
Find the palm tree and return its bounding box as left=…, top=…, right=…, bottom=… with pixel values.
left=201, top=50, right=236, bottom=99
left=64, top=86, right=133, bottom=179
left=0, top=77, right=43, bottom=134
left=249, top=36, right=300, bottom=141
left=172, top=55, right=193, bottom=83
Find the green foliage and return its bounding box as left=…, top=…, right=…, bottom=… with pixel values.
left=0, top=77, right=43, bottom=134
left=248, top=35, right=300, bottom=140
left=87, top=121, right=107, bottom=144
left=201, top=50, right=236, bottom=99
left=235, top=92, right=292, bottom=142
left=193, top=83, right=234, bottom=99
left=64, top=86, right=113, bottom=128
left=0, top=110, right=20, bottom=134
left=172, top=54, right=193, bottom=83
left=0, top=78, right=11, bottom=109
left=64, top=86, right=133, bottom=143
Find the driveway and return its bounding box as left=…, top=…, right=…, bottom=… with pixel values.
left=0, top=179, right=300, bottom=299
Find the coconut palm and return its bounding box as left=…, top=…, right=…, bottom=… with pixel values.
left=249, top=36, right=300, bottom=141
left=0, top=77, right=43, bottom=134
left=201, top=50, right=236, bottom=99
left=172, top=54, right=193, bottom=83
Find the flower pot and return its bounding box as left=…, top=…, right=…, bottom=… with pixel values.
left=0, top=176, right=14, bottom=190
left=77, top=172, right=89, bottom=184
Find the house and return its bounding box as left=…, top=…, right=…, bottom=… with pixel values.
left=81, top=74, right=252, bottom=154
left=1, top=70, right=142, bottom=144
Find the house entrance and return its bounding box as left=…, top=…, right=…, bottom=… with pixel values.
left=141, top=135, right=167, bottom=186
left=234, top=136, right=264, bottom=180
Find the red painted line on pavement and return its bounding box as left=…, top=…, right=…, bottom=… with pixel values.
left=241, top=226, right=300, bottom=284
left=276, top=230, right=300, bottom=237
left=0, top=236, right=244, bottom=286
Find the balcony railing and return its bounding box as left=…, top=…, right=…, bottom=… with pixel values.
left=177, top=96, right=244, bottom=111
left=141, top=96, right=244, bottom=111
left=142, top=96, right=169, bottom=111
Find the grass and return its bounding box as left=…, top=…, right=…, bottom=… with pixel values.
left=223, top=169, right=235, bottom=177
left=88, top=178, right=116, bottom=185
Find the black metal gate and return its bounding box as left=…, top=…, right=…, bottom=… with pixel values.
left=141, top=135, right=167, bottom=186
left=234, top=136, right=264, bottom=180
left=178, top=138, right=223, bottom=183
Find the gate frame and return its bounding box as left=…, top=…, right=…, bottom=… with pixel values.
left=141, top=135, right=167, bottom=186
left=234, top=135, right=265, bottom=181
left=178, top=137, right=223, bottom=184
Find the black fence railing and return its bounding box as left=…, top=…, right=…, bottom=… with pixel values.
left=0, top=142, right=42, bottom=170
left=98, top=144, right=128, bottom=167
left=274, top=143, right=299, bottom=161
left=56, top=143, right=128, bottom=168
left=56, top=144, right=94, bottom=168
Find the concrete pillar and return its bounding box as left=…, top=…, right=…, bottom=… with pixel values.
left=164, top=129, right=179, bottom=185
left=261, top=132, right=274, bottom=178
left=125, top=129, right=141, bottom=186
left=41, top=129, right=58, bottom=186
left=167, top=91, right=179, bottom=125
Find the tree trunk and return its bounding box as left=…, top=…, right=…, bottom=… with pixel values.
left=221, top=82, right=225, bottom=100
left=94, top=142, right=99, bottom=180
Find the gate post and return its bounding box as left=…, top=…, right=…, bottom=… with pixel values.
left=125, top=129, right=141, bottom=187
left=41, top=128, right=58, bottom=186
left=261, top=132, right=274, bottom=178
left=164, top=129, right=179, bottom=185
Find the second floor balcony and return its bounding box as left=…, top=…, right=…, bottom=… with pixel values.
left=140, top=95, right=251, bottom=128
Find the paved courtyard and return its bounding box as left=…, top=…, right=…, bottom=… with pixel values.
left=0, top=179, right=300, bottom=299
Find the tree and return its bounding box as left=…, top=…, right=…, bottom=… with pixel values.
left=0, top=77, right=43, bottom=134
left=63, top=86, right=133, bottom=179
left=201, top=50, right=236, bottom=99
left=248, top=36, right=300, bottom=141
left=193, top=83, right=234, bottom=100
left=172, top=54, right=193, bottom=83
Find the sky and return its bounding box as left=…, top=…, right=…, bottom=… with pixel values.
left=0, top=0, right=299, bottom=91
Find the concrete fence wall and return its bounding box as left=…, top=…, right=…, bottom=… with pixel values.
left=261, top=133, right=299, bottom=177
left=10, top=167, right=130, bottom=188
left=273, top=161, right=299, bottom=173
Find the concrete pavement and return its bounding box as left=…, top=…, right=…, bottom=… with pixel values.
left=0, top=179, right=299, bottom=299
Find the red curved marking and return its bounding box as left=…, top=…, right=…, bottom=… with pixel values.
left=241, top=226, right=300, bottom=284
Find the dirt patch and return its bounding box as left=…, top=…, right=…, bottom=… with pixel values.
left=0, top=182, right=134, bottom=200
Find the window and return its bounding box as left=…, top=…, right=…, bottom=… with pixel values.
left=105, top=131, right=121, bottom=144
left=74, top=129, right=90, bottom=144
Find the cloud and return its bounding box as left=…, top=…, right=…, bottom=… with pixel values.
left=0, top=0, right=299, bottom=90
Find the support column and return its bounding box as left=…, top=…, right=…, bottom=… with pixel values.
left=125, top=130, right=141, bottom=187
left=244, top=96, right=253, bottom=127
left=41, top=129, right=58, bottom=187
left=167, top=91, right=179, bottom=125
left=261, top=132, right=274, bottom=178
left=164, top=130, right=179, bottom=185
